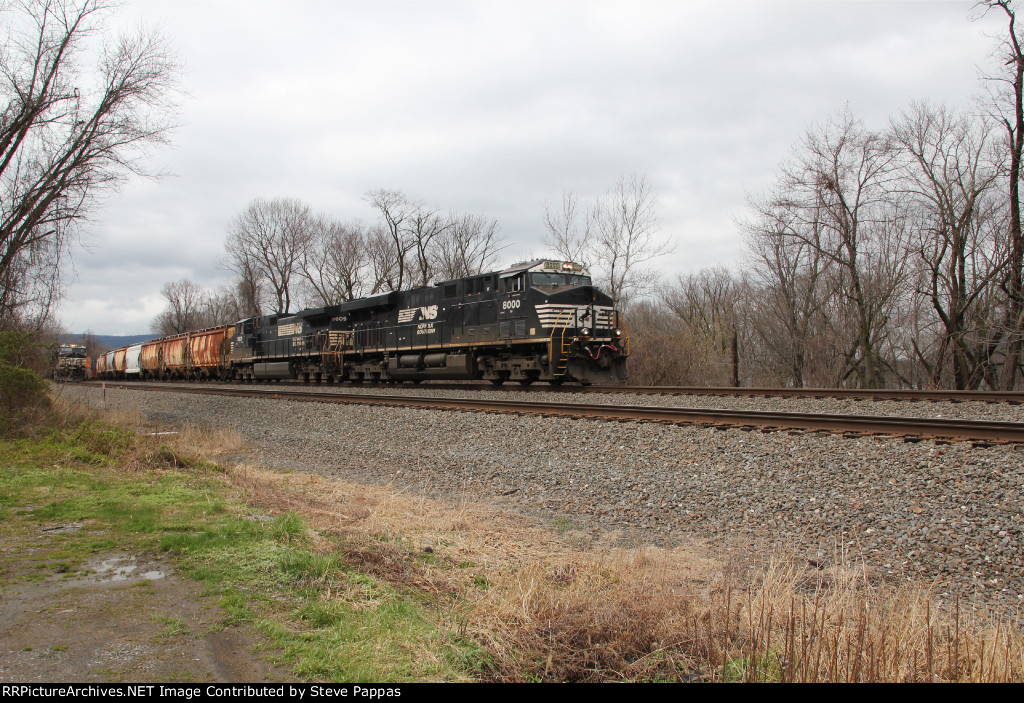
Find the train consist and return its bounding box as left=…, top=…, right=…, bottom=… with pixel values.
left=95, top=260, right=630, bottom=385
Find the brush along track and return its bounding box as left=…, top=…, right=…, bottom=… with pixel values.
left=85, top=382, right=1024, bottom=444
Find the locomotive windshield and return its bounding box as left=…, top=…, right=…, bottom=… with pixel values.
left=530, top=272, right=591, bottom=288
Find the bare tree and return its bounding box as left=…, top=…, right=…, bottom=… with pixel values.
left=365, top=224, right=398, bottom=294
left=201, top=283, right=246, bottom=327
left=0, top=0, right=179, bottom=329
left=365, top=189, right=418, bottom=291
left=299, top=217, right=367, bottom=305
left=406, top=205, right=451, bottom=287
left=0, top=230, right=61, bottom=330
left=78, top=328, right=105, bottom=360
left=891, top=101, right=1004, bottom=388
left=231, top=275, right=262, bottom=319
left=151, top=278, right=205, bottom=335
left=541, top=191, right=594, bottom=270
left=224, top=197, right=313, bottom=314
left=432, top=213, right=506, bottom=280
left=364, top=189, right=496, bottom=289
left=150, top=278, right=247, bottom=335
left=616, top=299, right=693, bottom=385
left=767, top=109, right=907, bottom=388
left=542, top=175, right=672, bottom=306
left=661, top=267, right=743, bottom=386
left=741, top=196, right=832, bottom=387
left=977, top=0, right=1024, bottom=388
left=594, top=174, right=672, bottom=306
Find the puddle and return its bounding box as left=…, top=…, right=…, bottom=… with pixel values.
left=92, top=555, right=166, bottom=582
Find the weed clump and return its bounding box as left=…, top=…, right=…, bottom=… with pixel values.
left=0, top=331, right=52, bottom=436
left=472, top=558, right=711, bottom=682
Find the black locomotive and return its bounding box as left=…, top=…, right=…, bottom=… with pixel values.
left=230, top=260, right=629, bottom=385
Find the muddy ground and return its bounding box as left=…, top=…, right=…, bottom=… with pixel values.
left=0, top=544, right=287, bottom=683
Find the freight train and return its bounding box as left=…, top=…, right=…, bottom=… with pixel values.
left=95, top=260, right=629, bottom=385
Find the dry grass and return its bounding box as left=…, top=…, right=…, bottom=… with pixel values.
left=220, top=464, right=1024, bottom=682
left=468, top=548, right=719, bottom=681
left=731, top=559, right=1024, bottom=682
left=72, top=394, right=1024, bottom=682
left=52, top=393, right=248, bottom=471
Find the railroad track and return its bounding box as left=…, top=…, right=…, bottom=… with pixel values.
left=467, top=383, right=1024, bottom=403
left=87, top=378, right=1024, bottom=403
left=586, top=385, right=1024, bottom=403
left=85, top=381, right=1024, bottom=444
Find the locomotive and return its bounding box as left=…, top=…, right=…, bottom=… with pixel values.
left=54, top=343, right=89, bottom=381
left=97, top=259, right=630, bottom=385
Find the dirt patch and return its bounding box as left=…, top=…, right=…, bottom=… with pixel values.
left=0, top=549, right=287, bottom=683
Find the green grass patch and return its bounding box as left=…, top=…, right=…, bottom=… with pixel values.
left=0, top=415, right=479, bottom=682
left=552, top=517, right=576, bottom=531
left=152, top=615, right=190, bottom=638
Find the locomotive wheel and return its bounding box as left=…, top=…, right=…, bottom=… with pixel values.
left=489, top=379, right=504, bottom=386
left=517, top=379, right=534, bottom=386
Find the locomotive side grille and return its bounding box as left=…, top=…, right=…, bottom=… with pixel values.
left=535, top=304, right=615, bottom=329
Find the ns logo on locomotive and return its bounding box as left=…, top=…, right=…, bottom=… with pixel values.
left=95, top=260, right=629, bottom=386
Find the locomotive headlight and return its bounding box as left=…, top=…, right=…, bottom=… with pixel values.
left=580, top=327, right=591, bottom=338
left=613, top=328, right=623, bottom=338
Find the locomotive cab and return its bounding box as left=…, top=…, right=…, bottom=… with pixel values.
left=493, top=260, right=629, bottom=385
left=498, top=269, right=528, bottom=341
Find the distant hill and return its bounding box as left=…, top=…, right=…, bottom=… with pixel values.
left=60, top=333, right=156, bottom=351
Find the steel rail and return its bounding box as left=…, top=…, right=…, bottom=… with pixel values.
left=356, top=381, right=1024, bottom=403
left=87, top=382, right=1024, bottom=443
left=585, top=385, right=1024, bottom=403
left=120, top=379, right=1024, bottom=403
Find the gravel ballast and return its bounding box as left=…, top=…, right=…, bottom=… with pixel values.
left=157, top=381, right=1024, bottom=421
left=60, top=384, right=1024, bottom=615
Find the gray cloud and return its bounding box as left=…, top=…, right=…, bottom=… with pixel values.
left=60, top=0, right=1005, bottom=334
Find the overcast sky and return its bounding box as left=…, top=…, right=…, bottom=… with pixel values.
left=60, top=0, right=1008, bottom=335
